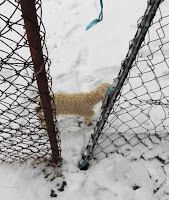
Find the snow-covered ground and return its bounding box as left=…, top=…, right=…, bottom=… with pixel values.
left=1, top=0, right=169, bottom=199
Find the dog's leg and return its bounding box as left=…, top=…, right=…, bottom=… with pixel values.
left=83, top=116, right=93, bottom=126
left=35, top=106, right=46, bottom=128
left=83, top=109, right=94, bottom=126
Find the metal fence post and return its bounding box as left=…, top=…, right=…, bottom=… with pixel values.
left=19, top=0, right=61, bottom=164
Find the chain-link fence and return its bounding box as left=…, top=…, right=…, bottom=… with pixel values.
left=0, top=0, right=61, bottom=163
left=80, top=0, right=169, bottom=169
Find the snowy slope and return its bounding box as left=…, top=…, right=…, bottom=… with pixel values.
left=1, top=0, right=169, bottom=200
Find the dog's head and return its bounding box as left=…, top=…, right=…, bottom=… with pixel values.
left=96, top=83, right=111, bottom=98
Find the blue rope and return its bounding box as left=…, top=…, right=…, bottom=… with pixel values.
left=86, top=0, right=103, bottom=31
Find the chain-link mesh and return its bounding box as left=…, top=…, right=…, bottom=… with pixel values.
left=0, top=0, right=61, bottom=163
left=80, top=0, right=169, bottom=169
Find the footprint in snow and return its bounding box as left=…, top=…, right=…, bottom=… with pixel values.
left=95, top=188, right=116, bottom=200
left=64, top=24, right=82, bottom=39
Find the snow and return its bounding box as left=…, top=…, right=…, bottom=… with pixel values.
left=1, top=0, right=169, bottom=199
left=1, top=155, right=169, bottom=200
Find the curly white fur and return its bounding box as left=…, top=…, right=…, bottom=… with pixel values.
left=35, top=83, right=111, bottom=126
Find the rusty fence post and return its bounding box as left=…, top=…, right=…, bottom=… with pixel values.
left=19, top=0, right=61, bottom=164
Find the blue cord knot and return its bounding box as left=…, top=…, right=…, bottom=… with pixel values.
left=86, top=0, right=103, bottom=31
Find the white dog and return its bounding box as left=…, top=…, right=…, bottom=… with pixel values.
left=35, top=83, right=111, bottom=126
